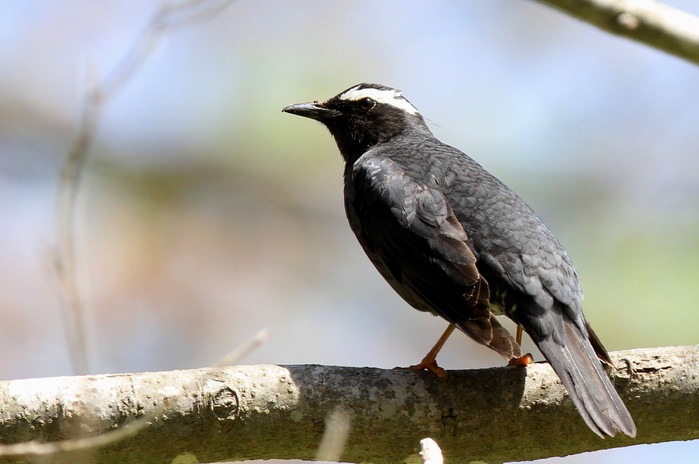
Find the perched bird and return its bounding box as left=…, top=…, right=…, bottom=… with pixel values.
left=282, top=83, right=636, bottom=438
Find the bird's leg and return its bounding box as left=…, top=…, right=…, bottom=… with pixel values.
left=516, top=324, right=523, bottom=345
left=403, top=323, right=456, bottom=378
left=508, top=324, right=534, bottom=366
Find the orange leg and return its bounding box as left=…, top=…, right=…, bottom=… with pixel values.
left=404, top=323, right=456, bottom=378
left=509, top=324, right=534, bottom=366
left=516, top=325, right=523, bottom=345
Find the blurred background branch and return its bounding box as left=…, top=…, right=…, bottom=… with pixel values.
left=535, top=0, right=699, bottom=65
left=55, top=0, right=237, bottom=375
left=0, top=346, right=696, bottom=463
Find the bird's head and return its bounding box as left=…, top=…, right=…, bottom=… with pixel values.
left=282, top=83, right=430, bottom=162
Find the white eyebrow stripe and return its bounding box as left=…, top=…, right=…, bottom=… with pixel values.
left=338, top=87, right=419, bottom=115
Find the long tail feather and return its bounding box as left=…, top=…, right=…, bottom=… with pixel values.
left=535, top=317, right=636, bottom=437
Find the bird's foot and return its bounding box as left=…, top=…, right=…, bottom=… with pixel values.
left=508, top=353, right=534, bottom=366
left=397, top=356, right=447, bottom=378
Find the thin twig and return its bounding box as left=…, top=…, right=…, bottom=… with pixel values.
left=0, top=414, right=149, bottom=458
left=45, top=0, right=240, bottom=457
left=214, top=328, right=271, bottom=367
left=55, top=0, right=237, bottom=375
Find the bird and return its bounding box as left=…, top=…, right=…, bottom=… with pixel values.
left=282, top=83, right=636, bottom=438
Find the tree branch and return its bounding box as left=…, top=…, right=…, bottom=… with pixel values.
left=0, top=345, right=696, bottom=463
left=534, top=0, right=699, bottom=65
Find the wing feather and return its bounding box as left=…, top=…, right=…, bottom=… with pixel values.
left=347, top=156, right=520, bottom=359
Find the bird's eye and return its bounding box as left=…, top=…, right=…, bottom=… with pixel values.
left=358, top=97, right=375, bottom=111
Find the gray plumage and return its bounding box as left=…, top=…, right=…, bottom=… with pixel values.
left=282, top=83, right=636, bottom=438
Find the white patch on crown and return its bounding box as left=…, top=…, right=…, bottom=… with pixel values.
left=338, top=86, right=419, bottom=115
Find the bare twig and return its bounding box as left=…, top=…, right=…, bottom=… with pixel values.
left=534, top=0, right=699, bottom=65
left=214, top=328, right=271, bottom=367
left=46, top=0, right=241, bottom=458
left=55, top=0, right=237, bottom=375
left=0, top=406, right=151, bottom=458
left=55, top=82, right=100, bottom=376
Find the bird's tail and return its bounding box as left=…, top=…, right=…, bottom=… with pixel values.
left=533, top=315, right=636, bottom=438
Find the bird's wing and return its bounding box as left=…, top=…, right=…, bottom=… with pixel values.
left=472, top=199, right=634, bottom=436
left=477, top=227, right=585, bottom=325
left=476, top=224, right=616, bottom=356
left=349, top=156, right=520, bottom=359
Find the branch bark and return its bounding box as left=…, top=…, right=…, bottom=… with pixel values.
left=534, top=0, right=699, bottom=65
left=0, top=345, right=697, bottom=463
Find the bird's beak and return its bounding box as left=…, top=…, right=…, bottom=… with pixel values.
left=282, top=101, right=340, bottom=121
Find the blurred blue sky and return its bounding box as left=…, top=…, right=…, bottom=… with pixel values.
left=0, top=1, right=698, bottom=463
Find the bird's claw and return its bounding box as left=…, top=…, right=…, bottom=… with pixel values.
left=397, top=357, right=448, bottom=378
left=508, top=353, right=534, bottom=366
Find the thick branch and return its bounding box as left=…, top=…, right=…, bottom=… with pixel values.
left=534, top=0, right=699, bottom=65
left=0, top=345, right=697, bottom=463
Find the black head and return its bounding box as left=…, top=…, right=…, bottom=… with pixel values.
left=282, top=83, right=431, bottom=162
